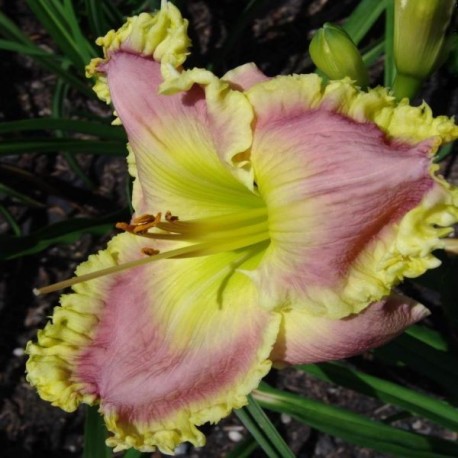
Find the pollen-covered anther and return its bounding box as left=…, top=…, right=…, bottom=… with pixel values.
left=115, top=222, right=135, bottom=232
left=116, top=213, right=163, bottom=234
left=133, top=213, right=161, bottom=225
left=133, top=213, right=162, bottom=233
left=165, top=211, right=179, bottom=222
left=142, top=247, right=160, bottom=256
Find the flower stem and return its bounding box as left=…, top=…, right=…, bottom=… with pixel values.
left=392, top=73, right=422, bottom=100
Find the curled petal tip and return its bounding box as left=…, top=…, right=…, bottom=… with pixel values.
left=271, top=295, right=430, bottom=366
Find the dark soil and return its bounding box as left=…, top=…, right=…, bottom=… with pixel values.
left=1, top=1, right=457, bottom=457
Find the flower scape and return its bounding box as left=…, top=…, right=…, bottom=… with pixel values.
left=25, top=1, right=458, bottom=455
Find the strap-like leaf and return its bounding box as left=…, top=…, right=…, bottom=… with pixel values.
left=255, top=383, right=458, bottom=458
left=300, top=362, right=458, bottom=431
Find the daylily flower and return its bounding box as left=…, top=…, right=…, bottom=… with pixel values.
left=26, top=2, right=458, bottom=455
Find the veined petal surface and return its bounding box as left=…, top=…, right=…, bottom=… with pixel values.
left=270, top=294, right=430, bottom=365
left=103, top=52, right=259, bottom=217
left=87, top=4, right=259, bottom=216
left=246, top=75, right=458, bottom=318
left=27, top=234, right=279, bottom=454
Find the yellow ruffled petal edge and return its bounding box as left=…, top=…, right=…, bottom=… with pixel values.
left=85, top=2, right=190, bottom=104
left=336, top=173, right=458, bottom=317
left=26, top=234, right=281, bottom=454
left=247, top=74, right=458, bottom=145
left=105, top=316, right=279, bottom=453
left=322, top=79, right=458, bottom=315
left=247, top=74, right=458, bottom=318
left=25, top=248, right=116, bottom=411
left=264, top=173, right=458, bottom=320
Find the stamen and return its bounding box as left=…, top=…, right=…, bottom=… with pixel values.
left=165, top=211, right=178, bottom=222
left=133, top=213, right=162, bottom=233
left=115, top=222, right=135, bottom=232
left=33, top=231, right=269, bottom=296
left=142, top=247, right=160, bottom=256
left=133, top=213, right=160, bottom=225
left=156, top=207, right=268, bottom=234
left=35, top=208, right=270, bottom=295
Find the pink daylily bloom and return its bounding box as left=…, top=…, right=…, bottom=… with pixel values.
left=26, top=2, right=458, bottom=454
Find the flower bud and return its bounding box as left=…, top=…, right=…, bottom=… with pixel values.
left=309, top=23, right=369, bottom=87
left=394, top=0, right=454, bottom=79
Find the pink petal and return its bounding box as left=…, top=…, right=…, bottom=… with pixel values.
left=270, top=294, right=430, bottom=365
left=246, top=77, right=438, bottom=317
left=27, top=233, right=279, bottom=453
left=222, top=63, right=270, bottom=91
left=100, top=52, right=258, bottom=217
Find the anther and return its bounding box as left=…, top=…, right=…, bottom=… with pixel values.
left=116, top=213, right=163, bottom=234
left=116, top=222, right=135, bottom=232
left=165, top=211, right=179, bottom=222
left=142, top=247, right=160, bottom=256
left=133, top=214, right=160, bottom=225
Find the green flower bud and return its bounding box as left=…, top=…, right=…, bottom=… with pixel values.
left=309, top=23, right=369, bottom=87
left=394, top=0, right=454, bottom=79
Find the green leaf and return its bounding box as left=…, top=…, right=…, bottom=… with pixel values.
left=62, top=0, right=97, bottom=60
left=0, top=182, right=45, bottom=208
left=375, top=332, right=458, bottom=399
left=0, top=9, right=34, bottom=44
left=0, top=118, right=126, bottom=140
left=255, top=384, right=458, bottom=458
left=0, top=209, right=130, bottom=260
left=85, top=0, right=109, bottom=37
left=0, top=10, right=93, bottom=96
left=37, top=57, right=95, bottom=98
left=0, top=39, right=66, bottom=59
left=211, top=0, right=268, bottom=70
left=343, top=0, right=387, bottom=45
left=405, top=325, right=449, bottom=352
left=122, top=449, right=150, bottom=458
left=384, top=0, right=396, bottom=86
left=234, top=394, right=294, bottom=458
left=0, top=204, right=21, bottom=236
left=51, top=78, right=95, bottom=189
left=226, top=435, right=259, bottom=458
left=300, top=362, right=458, bottom=431
left=362, top=39, right=385, bottom=66
left=235, top=408, right=279, bottom=458
left=0, top=139, right=126, bottom=156
left=25, top=0, right=90, bottom=70
left=246, top=394, right=295, bottom=458
left=100, top=1, right=124, bottom=29
left=434, top=143, right=454, bottom=162
left=83, top=406, right=112, bottom=458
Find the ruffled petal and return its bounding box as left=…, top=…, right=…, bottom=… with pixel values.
left=270, top=294, right=430, bottom=366
left=26, top=234, right=279, bottom=454
left=222, top=62, right=270, bottom=91
left=87, top=5, right=258, bottom=216
left=245, top=75, right=458, bottom=318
